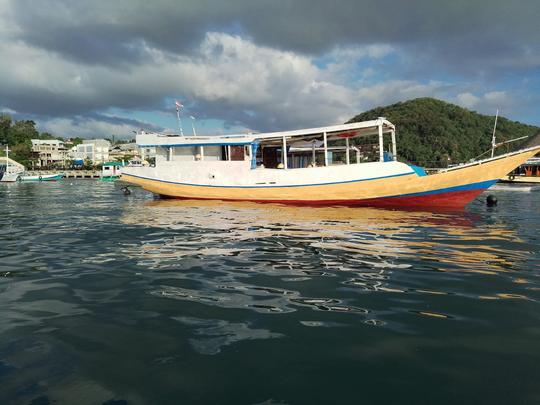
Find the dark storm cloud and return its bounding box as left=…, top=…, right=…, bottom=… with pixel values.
left=84, top=113, right=164, bottom=133
left=8, top=0, right=540, bottom=65
left=2, top=0, right=540, bottom=134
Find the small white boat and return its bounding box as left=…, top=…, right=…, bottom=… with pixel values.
left=19, top=173, right=64, bottom=182
left=0, top=146, right=24, bottom=183
left=0, top=171, right=22, bottom=182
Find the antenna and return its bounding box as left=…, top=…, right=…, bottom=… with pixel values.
left=490, top=109, right=499, bottom=158
left=175, top=100, right=184, bottom=136
left=190, top=116, right=197, bottom=136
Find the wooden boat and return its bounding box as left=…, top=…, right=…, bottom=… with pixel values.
left=19, top=173, right=64, bottom=182
left=121, top=118, right=540, bottom=208
left=500, top=157, right=540, bottom=184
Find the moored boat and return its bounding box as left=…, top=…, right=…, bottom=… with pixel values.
left=19, top=173, right=64, bottom=182
left=121, top=118, right=540, bottom=208
left=101, top=161, right=123, bottom=181
left=500, top=157, right=540, bottom=184
left=0, top=146, right=24, bottom=183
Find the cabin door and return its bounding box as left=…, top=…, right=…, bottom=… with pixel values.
left=262, top=147, right=280, bottom=168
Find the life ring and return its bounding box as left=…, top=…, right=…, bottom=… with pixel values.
left=509, top=174, right=515, bottom=181
left=38, top=175, right=43, bottom=182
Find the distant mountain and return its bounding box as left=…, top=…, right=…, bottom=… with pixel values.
left=347, top=98, right=540, bottom=167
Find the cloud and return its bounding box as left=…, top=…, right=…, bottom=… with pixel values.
left=0, top=30, right=388, bottom=130
left=456, top=93, right=481, bottom=109
left=7, top=1, right=540, bottom=65
left=1, top=0, right=540, bottom=136
left=41, top=114, right=163, bottom=139
left=455, top=90, right=513, bottom=114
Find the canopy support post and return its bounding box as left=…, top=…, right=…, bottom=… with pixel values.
left=168, top=146, right=173, bottom=161
left=378, top=122, right=384, bottom=162
left=391, top=129, right=397, bottom=161
left=282, top=136, right=288, bottom=169
left=323, top=131, right=328, bottom=166
left=345, top=137, right=350, bottom=164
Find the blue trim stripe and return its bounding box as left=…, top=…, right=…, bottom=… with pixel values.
left=123, top=171, right=415, bottom=189
left=408, top=164, right=427, bottom=177
left=391, top=179, right=498, bottom=198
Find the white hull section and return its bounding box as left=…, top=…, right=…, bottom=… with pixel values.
left=123, top=160, right=415, bottom=188
left=0, top=172, right=22, bottom=182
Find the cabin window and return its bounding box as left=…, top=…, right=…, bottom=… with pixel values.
left=173, top=146, right=196, bottom=160
left=155, top=146, right=168, bottom=161
left=203, top=146, right=221, bottom=161
left=230, top=146, right=245, bottom=161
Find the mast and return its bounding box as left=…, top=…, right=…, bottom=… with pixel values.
left=491, top=109, right=499, bottom=158
left=5, top=145, right=9, bottom=173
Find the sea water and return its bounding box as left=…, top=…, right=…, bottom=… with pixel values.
left=1, top=181, right=539, bottom=405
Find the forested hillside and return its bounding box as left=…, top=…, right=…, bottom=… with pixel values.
left=348, top=98, right=539, bottom=167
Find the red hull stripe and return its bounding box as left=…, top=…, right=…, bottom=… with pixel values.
left=165, top=186, right=493, bottom=208
left=160, top=180, right=498, bottom=208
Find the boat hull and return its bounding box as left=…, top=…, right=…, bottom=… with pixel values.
left=20, top=173, right=64, bottom=182
left=101, top=175, right=121, bottom=182
left=500, top=175, right=540, bottom=184
left=122, top=146, right=540, bottom=208
left=0, top=172, right=22, bottom=182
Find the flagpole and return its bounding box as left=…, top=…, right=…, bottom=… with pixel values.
left=176, top=108, right=184, bottom=136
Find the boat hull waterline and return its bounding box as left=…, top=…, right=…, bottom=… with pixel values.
left=122, top=146, right=540, bottom=208
left=19, top=173, right=65, bottom=182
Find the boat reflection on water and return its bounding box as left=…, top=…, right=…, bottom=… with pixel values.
left=117, top=198, right=529, bottom=314
left=119, top=199, right=526, bottom=274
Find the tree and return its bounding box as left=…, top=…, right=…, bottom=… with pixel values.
left=347, top=98, right=538, bottom=166
left=7, top=120, right=39, bottom=146
left=0, top=114, right=12, bottom=144
left=10, top=143, right=33, bottom=167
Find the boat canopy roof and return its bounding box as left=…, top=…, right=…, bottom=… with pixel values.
left=136, top=118, right=395, bottom=148
left=102, top=161, right=123, bottom=166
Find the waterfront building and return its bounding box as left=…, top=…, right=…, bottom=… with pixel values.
left=109, top=143, right=139, bottom=161
left=75, top=139, right=111, bottom=165
left=31, top=139, right=68, bottom=168
left=109, top=142, right=156, bottom=165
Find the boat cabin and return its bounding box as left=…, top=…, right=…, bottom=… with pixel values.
left=136, top=118, right=397, bottom=171
left=101, top=161, right=123, bottom=179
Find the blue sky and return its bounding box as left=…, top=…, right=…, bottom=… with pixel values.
left=0, top=0, right=539, bottom=139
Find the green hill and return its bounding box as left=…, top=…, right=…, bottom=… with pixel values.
left=347, top=98, right=539, bottom=167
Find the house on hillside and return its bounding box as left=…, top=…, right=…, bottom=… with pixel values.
left=109, top=143, right=139, bottom=162
left=31, top=139, right=68, bottom=168
left=72, top=139, right=111, bottom=165
left=109, top=142, right=156, bottom=165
